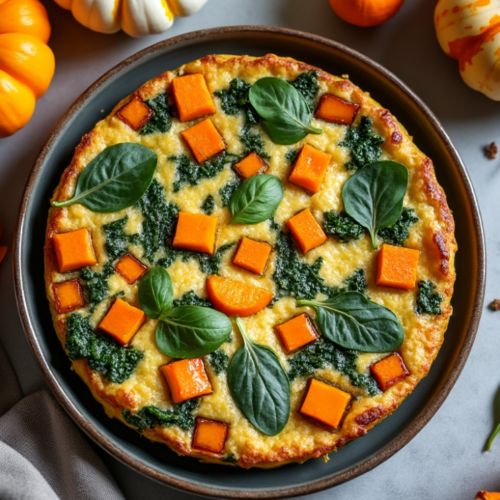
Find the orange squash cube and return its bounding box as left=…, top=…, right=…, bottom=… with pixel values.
left=192, top=417, right=229, bottom=455
left=172, top=73, right=216, bottom=122
left=275, top=313, right=318, bottom=353
left=233, top=152, right=269, bottom=179
left=300, top=379, right=351, bottom=429
left=315, top=94, right=360, bottom=125
left=98, top=298, right=146, bottom=346
left=52, top=228, right=97, bottom=273
left=181, top=118, right=226, bottom=163
left=376, top=244, right=420, bottom=290
left=476, top=493, right=500, bottom=500
left=173, top=212, right=218, bottom=255
left=370, top=352, right=409, bottom=391
left=115, top=96, right=154, bottom=130
left=288, top=144, right=331, bottom=193
left=52, top=279, right=85, bottom=314
left=160, top=358, right=213, bottom=404
left=207, top=275, right=273, bottom=317
left=286, top=209, right=327, bottom=254
left=115, top=253, right=148, bottom=284
left=232, top=237, right=272, bottom=275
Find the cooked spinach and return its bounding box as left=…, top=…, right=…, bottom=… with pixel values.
left=65, top=313, right=143, bottom=383
left=268, top=216, right=281, bottom=233
left=323, top=211, right=365, bottom=243
left=122, top=399, right=198, bottom=432
left=201, top=194, right=215, bottom=215
left=219, top=178, right=242, bottom=207
left=52, top=143, right=157, bottom=213
left=214, top=78, right=259, bottom=125
left=81, top=263, right=115, bottom=305
left=222, top=453, right=238, bottom=464
left=290, top=71, right=320, bottom=112
left=287, top=338, right=379, bottom=395
left=173, top=291, right=212, bottom=308
left=140, top=93, right=173, bottom=135
left=285, top=148, right=299, bottom=163
left=416, top=280, right=443, bottom=315
left=239, top=127, right=271, bottom=160
left=208, top=349, right=229, bottom=375
left=339, top=116, right=384, bottom=171
left=378, top=207, right=418, bottom=246
left=103, top=216, right=129, bottom=260
left=131, top=179, right=179, bottom=262
left=343, top=268, right=368, bottom=294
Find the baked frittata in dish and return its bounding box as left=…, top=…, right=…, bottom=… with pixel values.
left=45, top=54, right=456, bottom=468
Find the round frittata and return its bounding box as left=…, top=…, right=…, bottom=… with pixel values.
left=45, top=54, right=456, bottom=468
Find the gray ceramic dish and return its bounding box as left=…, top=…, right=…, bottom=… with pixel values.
left=14, top=26, right=485, bottom=499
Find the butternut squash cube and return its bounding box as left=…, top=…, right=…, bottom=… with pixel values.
left=233, top=152, right=269, bottom=179
left=192, top=417, right=229, bottom=455
left=232, top=237, right=272, bottom=275
left=181, top=118, right=226, bottom=163
left=288, top=143, right=331, bottom=193
left=52, top=279, right=85, bottom=314
left=160, top=358, right=213, bottom=404
left=315, top=94, right=360, bottom=125
left=115, top=96, right=154, bottom=131
left=376, top=244, right=420, bottom=290
left=98, top=298, right=146, bottom=346
left=172, top=73, right=216, bottom=122
left=476, top=492, right=500, bottom=500
left=300, top=379, right=351, bottom=429
left=275, top=313, right=318, bottom=353
left=370, top=352, right=409, bottom=391
left=52, top=228, right=97, bottom=273
left=173, top=212, right=218, bottom=255
left=286, top=209, right=327, bottom=254
left=115, top=253, right=148, bottom=284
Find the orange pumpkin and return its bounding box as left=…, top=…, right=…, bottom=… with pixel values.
left=328, top=0, right=404, bottom=27
left=0, top=0, right=55, bottom=137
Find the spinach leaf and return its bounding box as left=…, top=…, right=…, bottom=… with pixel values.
left=297, top=292, right=404, bottom=352
left=53, top=143, right=157, bottom=213
left=138, top=267, right=173, bottom=320
left=156, top=306, right=232, bottom=358
left=228, top=317, right=290, bottom=436
left=342, top=161, right=408, bottom=249
left=249, top=77, right=322, bottom=145
left=229, top=174, right=284, bottom=225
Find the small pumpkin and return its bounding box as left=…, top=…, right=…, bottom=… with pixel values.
left=54, top=0, right=209, bottom=38
left=328, top=0, right=404, bottom=27
left=0, top=0, right=55, bottom=138
left=435, top=0, right=500, bottom=100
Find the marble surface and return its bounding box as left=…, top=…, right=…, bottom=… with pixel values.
left=1, top=0, right=500, bottom=498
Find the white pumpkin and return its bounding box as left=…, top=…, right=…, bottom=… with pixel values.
left=54, top=0, right=209, bottom=38
left=435, top=0, right=500, bottom=100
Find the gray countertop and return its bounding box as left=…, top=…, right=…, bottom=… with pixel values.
left=1, top=0, right=499, bottom=498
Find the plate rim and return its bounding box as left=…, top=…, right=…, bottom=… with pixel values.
left=13, top=25, right=486, bottom=499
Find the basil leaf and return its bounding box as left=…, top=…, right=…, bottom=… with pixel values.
left=156, top=306, right=232, bottom=358
left=138, top=267, right=173, bottom=320
left=228, top=317, right=290, bottom=436
left=342, top=161, right=408, bottom=249
left=297, top=292, right=404, bottom=352
left=52, top=143, right=157, bottom=213
left=229, top=174, right=284, bottom=225
left=249, top=77, right=322, bottom=145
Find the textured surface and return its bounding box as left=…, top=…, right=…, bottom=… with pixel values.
left=1, top=0, right=499, bottom=497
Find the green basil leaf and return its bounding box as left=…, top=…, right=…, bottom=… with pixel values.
left=297, top=292, right=404, bottom=352
left=249, top=77, right=322, bottom=145
left=138, top=267, right=173, bottom=320
left=228, top=317, right=290, bottom=436
left=52, top=143, right=157, bottom=213
left=342, top=161, right=408, bottom=249
left=156, top=306, right=232, bottom=358
left=229, top=174, right=284, bottom=225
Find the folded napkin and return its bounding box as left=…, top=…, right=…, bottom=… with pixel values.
left=0, top=344, right=125, bottom=500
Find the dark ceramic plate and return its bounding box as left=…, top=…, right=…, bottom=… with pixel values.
left=14, top=26, right=485, bottom=499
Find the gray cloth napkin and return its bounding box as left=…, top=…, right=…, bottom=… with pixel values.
left=0, top=345, right=125, bottom=500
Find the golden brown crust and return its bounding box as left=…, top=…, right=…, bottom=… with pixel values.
left=44, top=54, right=456, bottom=468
